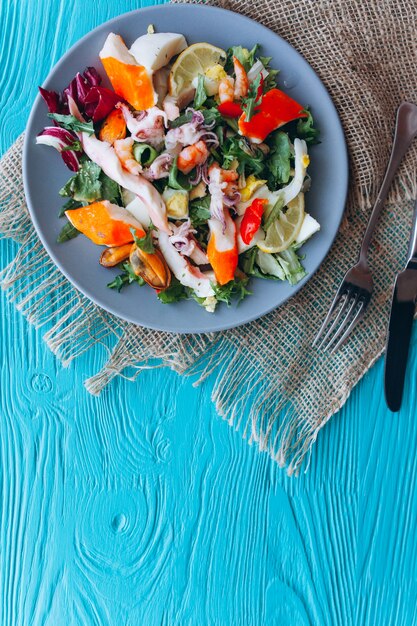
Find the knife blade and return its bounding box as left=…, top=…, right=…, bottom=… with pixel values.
left=384, top=199, right=417, bottom=411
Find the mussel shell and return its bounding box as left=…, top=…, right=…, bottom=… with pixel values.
left=129, top=244, right=171, bottom=290
left=100, top=244, right=132, bottom=268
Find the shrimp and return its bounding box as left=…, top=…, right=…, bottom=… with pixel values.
left=218, top=75, right=235, bottom=104
left=233, top=56, right=249, bottom=100
left=218, top=58, right=249, bottom=104
left=114, top=137, right=142, bottom=175
left=177, top=140, right=209, bottom=174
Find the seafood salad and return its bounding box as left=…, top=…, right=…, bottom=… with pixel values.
left=37, top=27, right=320, bottom=312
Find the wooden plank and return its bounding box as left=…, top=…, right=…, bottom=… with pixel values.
left=1, top=1, right=417, bottom=624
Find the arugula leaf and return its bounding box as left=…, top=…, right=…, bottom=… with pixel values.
left=221, top=135, right=265, bottom=176
left=241, top=74, right=262, bottom=122
left=130, top=225, right=155, bottom=253
left=107, top=261, right=145, bottom=291
left=189, top=195, right=211, bottom=227
left=212, top=276, right=251, bottom=306
left=58, top=197, right=83, bottom=218
left=48, top=113, right=94, bottom=135
left=225, top=44, right=260, bottom=72
left=157, top=277, right=188, bottom=304
left=266, top=131, right=291, bottom=186
left=194, top=74, right=208, bottom=109
left=168, top=157, right=192, bottom=191
left=169, top=108, right=221, bottom=129
left=296, top=109, right=320, bottom=145
left=99, top=172, right=120, bottom=203
left=263, top=196, right=285, bottom=230
left=57, top=221, right=79, bottom=243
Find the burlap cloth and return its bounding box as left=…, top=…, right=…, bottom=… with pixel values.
left=1, top=0, right=416, bottom=474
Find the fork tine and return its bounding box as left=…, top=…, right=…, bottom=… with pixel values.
left=329, top=299, right=366, bottom=353
left=315, top=292, right=351, bottom=349
left=312, top=286, right=348, bottom=347
left=323, top=293, right=359, bottom=352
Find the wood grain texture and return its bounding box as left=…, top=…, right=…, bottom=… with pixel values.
left=1, top=0, right=417, bottom=623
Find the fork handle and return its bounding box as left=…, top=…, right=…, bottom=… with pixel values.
left=358, top=101, right=417, bottom=266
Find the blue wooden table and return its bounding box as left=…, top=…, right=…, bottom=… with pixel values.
left=1, top=1, right=417, bottom=624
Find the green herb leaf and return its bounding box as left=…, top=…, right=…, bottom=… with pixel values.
left=48, top=113, right=95, bottom=135
left=107, top=274, right=129, bottom=292
left=263, top=196, right=285, bottom=230
left=194, top=74, right=208, bottom=109
left=57, top=221, right=79, bottom=243
left=189, top=195, right=211, bottom=227
left=212, top=276, right=251, bottom=306
left=58, top=197, right=83, bottom=218
left=266, top=131, right=291, bottom=185
left=133, top=142, right=158, bottom=166
left=107, top=261, right=145, bottom=291
left=130, top=225, right=155, bottom=253
left=296, top=109, right=320, bottom=145
left=157, top=277, right=188, bottom=304
left=168, top=157, right=192, bottom=191
left=241, top=74, right=262, bottom=122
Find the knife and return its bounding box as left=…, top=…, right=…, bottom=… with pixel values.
left=384, top=199, right=417, bottom=411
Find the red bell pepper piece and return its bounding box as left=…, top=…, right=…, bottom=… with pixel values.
left=238, top=88, right=307, bottom=143
left=218, top=101, right=243, bottom=118
left=240, top=198, right=268, bottom=245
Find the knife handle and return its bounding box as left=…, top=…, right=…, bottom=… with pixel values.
left=406, top=201, right=417, bottom=265
left=359, top=101, right=417, bottom=267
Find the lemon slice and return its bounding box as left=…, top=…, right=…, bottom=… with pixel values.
left=257, top=193, right=305, bottom=254
left=169, top=42, right=227, bottom=97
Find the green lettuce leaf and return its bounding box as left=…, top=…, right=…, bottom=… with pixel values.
left=194, top=74, right=208, bottom=109
left=59, top=160, right=120, bottom=203
left=266, top=131, right=291, bottom=186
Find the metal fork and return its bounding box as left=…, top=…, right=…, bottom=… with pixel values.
left=314, top=101, right=417, bottom=353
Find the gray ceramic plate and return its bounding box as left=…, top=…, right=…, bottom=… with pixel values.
left=23, top=4, right=348, bottom=333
